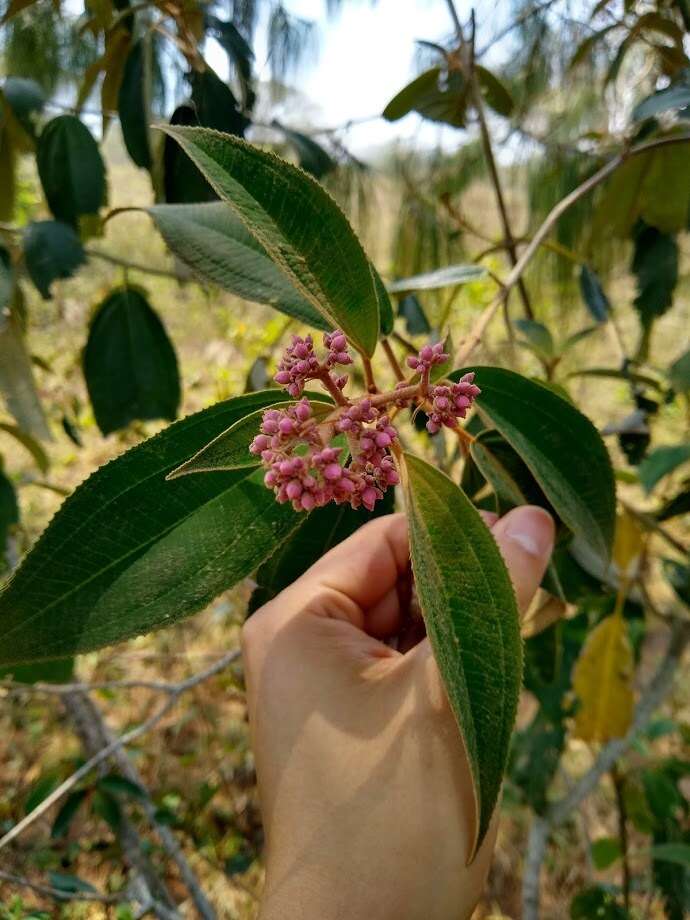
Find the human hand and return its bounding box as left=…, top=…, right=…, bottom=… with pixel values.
left=242, top=506, right=555, bottom=920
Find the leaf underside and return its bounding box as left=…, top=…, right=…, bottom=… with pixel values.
left=403, top=453, right=521, bottom=859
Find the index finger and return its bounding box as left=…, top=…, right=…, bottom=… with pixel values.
left=298, top=512, right=409, bottom=612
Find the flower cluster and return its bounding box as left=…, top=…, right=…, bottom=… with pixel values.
left=250, top=395, right=400, bottom=512
left=252, top=330, right=478, bottom=512
left=426, top=373, right=481, bottom=434
left=407, top=342, right=449, bottom=376
left=273, top=331, right=351, bottom=397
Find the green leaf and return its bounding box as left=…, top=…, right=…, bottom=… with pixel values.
left=651, top=843, right=690, bottom=866
left=159, top=126, right=380, bottom=355
left=579, top=265, right=611, bottom=322
left=475, top=65, right=514, bottom=117
left=633, top=80, right=690, bottom=122
left=570, top=886, right=630, bottom=919
left=638, top=444, right=690, bottom=494
left=83, top=286, right=181, bottom=436
left=98, top=774, right=147, bottom=801
left=163, top=104, right=218, bottom=204
left=249, top=492, right=395, bottom=613
left=273, top=120, right=335, bottom=179
left=0, top=465, right=19, bottom=551
left=470, top=429, right=550, bottom=511
left=2, top=76, right=45, bottom=138
left=0, top=390, right=302, bottom=664
left=402, top=452, right=521, bottom=857
left=0, top=421, right=50, bottom=474
left=669, top=349, right=690, bottom=394
left=453, top=367, right=616, bottom=561
left=0, top=307, right=51, bottom=440
left=514, top=319, right=555, bottom=359
left=189, top=68, right=249, bottom=136
left=591, top=836, right=622, bottom=870
left=92, top=788, right=122, bottom=832
left=397, top=293, right=431, bottom=335
left=118, top=39, right=151, bottom=170
left=23, top=219, right=87, bottom=299
left=371, top=260, right=394, bottom=337
left=148, top=202, right=327, bottom=329
left=0, top=657, right=73, bottom=683
left=382, top=66, right=469, bottom=128
left=566, top=367, right=664, bottom=391
left=36, top=115, right=106, bottom=225
left=632, top=224, right=678, bottom=333
left=48, top=873, right=98, bottom=895
left=51, top=789, right=87, bottom=838
left=561, top=326, right=599, bottom=354
left=388, top=264, right=485, bottom=294
left=594, top=140, right=690, bottom=237
left=168, top=397, right=332, bottom=478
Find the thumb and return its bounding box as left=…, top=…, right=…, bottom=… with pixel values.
left=490, top=505, right=555, bottom=612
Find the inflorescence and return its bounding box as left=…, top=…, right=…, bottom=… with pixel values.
left=250, top=330, right=480, bottom=512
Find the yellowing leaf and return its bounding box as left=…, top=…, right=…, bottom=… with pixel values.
left=612, top=509, right=645, bottom=579
left=572, top=613, right=634, bottom=743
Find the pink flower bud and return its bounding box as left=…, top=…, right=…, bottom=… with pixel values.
left=286, top=480, right=302, bottom=500
left=274, top=370, right=291, bottom=385
left=361, top=486, right=378, bottom=511
left=300, top=492, right=316, bottom=511
left=278, top=417, right=295, bottom=434
left=323, top=463, right=342, bottom=481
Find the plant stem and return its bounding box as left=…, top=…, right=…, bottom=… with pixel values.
left=382, top=339, right=405, bottom=382
left=454, top=131, right=690, bottom=367
left=445, top=0, right=534, bottom=320
left=611, top=764, right=631, bottom=912
left=362, top=355, right=378, bottom=393
left=316, top=370, right=350, bottom=406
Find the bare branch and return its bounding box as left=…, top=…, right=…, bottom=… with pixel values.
left=454, top=132, right=690, bottom=367
left=0, top=651, right=240, bottom=855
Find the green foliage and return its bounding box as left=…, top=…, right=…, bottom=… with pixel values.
left=83, top=286, right=181, bottom=436
left=383, top=66, right=469, bottom=128
left=36, top=115, right=105, bottom=225
left=0, top=391, right=304, bottom=664
left=22, top=219, right=86, bottom=299
left=388, top=264, right=485, bottom=294
left=403, top=453, right=521, bottom=856
left=160, top=126, right=381, bottom=354
left=631, top=223, right=679, bottom=342
left=579, top=265, right=610, bottom=322
left=638, top=444, right=690, bottom=494
left=168, top=396, right=332, bottom=478
left=118, top=39, right=152, bottom=170
left=453, top=367, right=616, bottom=561
left=148, top=202, right=328, bottom=328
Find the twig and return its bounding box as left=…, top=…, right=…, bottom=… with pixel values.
left=454, top=132, right=690, bottom=367
left=0, top=869, right=122, bottom=904
left=86, top=248, right=186, bottom=281
left=521, top=619, right=690, bottom=920
left=64, top=689, right=217, bottom=920
left=381, top=339, right=405, bottom=382
left=62, top=690, right=179, bottom=917
left=0, top=651, right=240, bottom=855
left=3, top=676, right=244, bottom=697
left=445, top=1, right=534, bottom=319
left=611, top=765, right=631, bottom=912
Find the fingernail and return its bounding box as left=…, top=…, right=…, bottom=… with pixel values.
left=502, top=506, right=555, bottom=559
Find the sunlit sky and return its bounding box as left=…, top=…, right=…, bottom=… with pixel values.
left=205, top=0, right=506, bottom=155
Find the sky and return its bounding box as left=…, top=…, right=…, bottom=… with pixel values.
left=206, top=0, right=488, bottom=155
